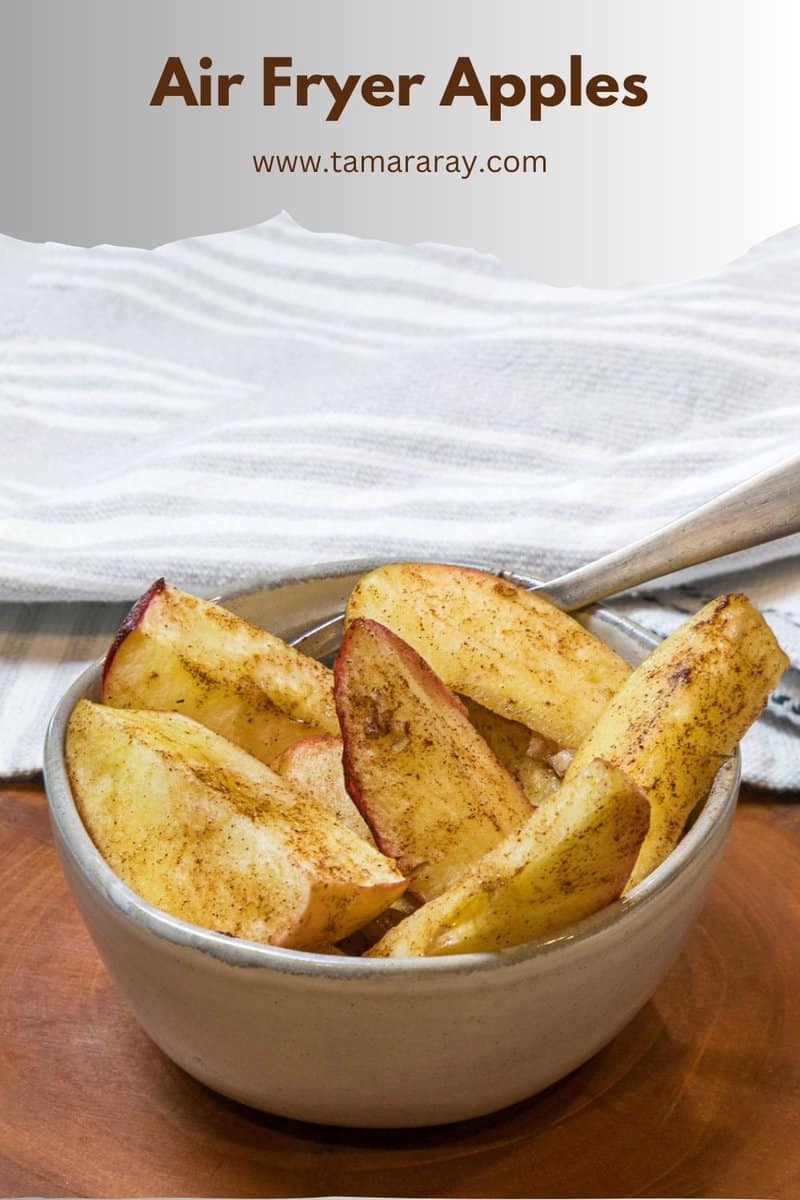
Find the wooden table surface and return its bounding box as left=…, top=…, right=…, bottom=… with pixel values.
left=1, top=779, right=799, bottom=1200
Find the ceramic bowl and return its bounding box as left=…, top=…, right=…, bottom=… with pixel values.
left=44, top=559, right=739, bottom=1128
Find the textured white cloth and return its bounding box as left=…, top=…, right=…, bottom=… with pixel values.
left=1, top=214, right=799, bottom=781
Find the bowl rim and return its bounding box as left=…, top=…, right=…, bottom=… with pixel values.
left=44, top=556, right=741, bottom=981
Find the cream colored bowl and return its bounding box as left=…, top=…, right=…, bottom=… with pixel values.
left=44, top=560, right=739, bottom=1128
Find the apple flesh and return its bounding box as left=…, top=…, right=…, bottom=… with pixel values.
left=345, top=563, right=631, bottom=748
left=67, top=700, right=406, bottom=949
left=368, top=758, right=649, bottom=957
left=335, top=618, right=533, bottom=901
left=272, top=734, right=375, bottom=844
left=459, top=696, right=532, bottom=775
left=516, top=756, right=561, bottom=804
left=566, top=593, right=790, bottom=890
left=102, top=580, right=338, bottom=764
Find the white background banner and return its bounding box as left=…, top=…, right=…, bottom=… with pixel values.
left=2, top=0, right=799, bottom=283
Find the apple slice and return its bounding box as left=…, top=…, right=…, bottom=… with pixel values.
left=368, top=759, right=649, bottom=958
left=566, top=593, right=789, bottom=890
left=460, top=698, right=561, bottom=803
left=516, top=757, right=561, bottom=805
left=336, top=894, right=421, bottom=957
left=272, top=735, right=374, bottom=844
left=335, top=618, right=533, bottom=901
left=345, top=563, right=631, bottom=748
left=66, top=700, right=406, bottom=949
left=271, top=734, right=420, bottom=951
left=102, top=580, right=338, bottom=763
left=459, top=696, right=532, bottom=774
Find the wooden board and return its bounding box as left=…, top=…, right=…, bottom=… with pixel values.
left=1, top=780, right=799, bottom=1199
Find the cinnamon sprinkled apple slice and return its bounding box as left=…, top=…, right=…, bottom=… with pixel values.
left=67, top=700, right=406, bottom=949
left=103, top=580, right=338, bottom=763
left=346, top=562, right=631, bottom=749
left=335, top=618, right=533, bottom=901
left=368, top=758, right=649, bottom=958
left=273, top=734, right=375, bottom=844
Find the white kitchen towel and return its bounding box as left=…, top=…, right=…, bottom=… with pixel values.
left=1, top=213, right=799, bottom=781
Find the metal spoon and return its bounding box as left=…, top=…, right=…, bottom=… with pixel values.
left=289, top=450, right=800, bottom=661
left=531, top=448, right=800, bottom=610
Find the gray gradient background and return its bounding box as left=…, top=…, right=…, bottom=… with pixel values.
left=1, top=0, right=797, bottom=284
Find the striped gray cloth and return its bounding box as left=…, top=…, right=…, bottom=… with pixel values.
left=2, top=213, right=800, bottom=783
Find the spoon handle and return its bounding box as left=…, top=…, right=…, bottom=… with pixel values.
left=537, top=451, right=800, bottom=611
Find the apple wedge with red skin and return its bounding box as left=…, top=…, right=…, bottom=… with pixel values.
left=67, top=700, right=407, bottom=950
left=368, top=758, right=649, bottom=958
left=345, top=562, right=632, bottom=749
left=102, top=579, right=338, bottom=764
left=273, top=733, right=422, bottom=951
left=335, top=618, right=534, bottom=901
left=272, top=734, right=376, bottom=845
